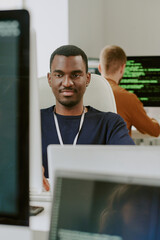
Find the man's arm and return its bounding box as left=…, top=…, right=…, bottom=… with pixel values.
left=106, top=114, right=135, bottom=145
left=129, top=95, right=160, bottom=137
left=42, top=166, right=50, bottom=191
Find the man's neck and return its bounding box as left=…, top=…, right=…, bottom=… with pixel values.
left=54, top=103, right=85, bottom=116
left=104, top=74, right=120, bottom=84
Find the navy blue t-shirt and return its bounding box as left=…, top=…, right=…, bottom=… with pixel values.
left=41, top=106, right=135, bottom=177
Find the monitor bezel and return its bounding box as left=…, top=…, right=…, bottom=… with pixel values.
left=0, top=9, right=30, bottom=226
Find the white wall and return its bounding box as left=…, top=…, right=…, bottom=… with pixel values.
left=2, top=0, right=160, bottom=75
left=68, top=0, right=105, bottom=58
left=24, top=0, right=69, bottom=77
left=104, top=0, right=160, bottom=56
left=69, top=0, right=160, bottom=58
left=0, top=0, right=23, bottom=9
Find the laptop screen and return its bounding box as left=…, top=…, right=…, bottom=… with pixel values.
left=49, top=175, right=160, bottom=240
left=0, top=9, right=29, bottom=226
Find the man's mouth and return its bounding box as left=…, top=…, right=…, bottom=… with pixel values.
left=59, top=88, right=76, bottom=96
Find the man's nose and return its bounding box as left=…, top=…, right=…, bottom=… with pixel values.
left=62, top=75, right=74, bottom=87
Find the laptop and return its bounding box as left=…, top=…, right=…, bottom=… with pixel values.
left=47, top=145, right=160, bottom=240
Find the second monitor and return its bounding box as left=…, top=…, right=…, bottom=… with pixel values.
left=120, top=56, right=160, bottom=107
left=88, top=56, right=160, bottom=107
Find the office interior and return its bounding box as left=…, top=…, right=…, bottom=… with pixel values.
left=0, top=0, right=160, bottom=240
left=17, top=0, right=160, bottom=145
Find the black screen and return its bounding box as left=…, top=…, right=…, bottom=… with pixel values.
left=0, top=10, right=29, bottom=226
left=120, top=56, right=160, bottom=107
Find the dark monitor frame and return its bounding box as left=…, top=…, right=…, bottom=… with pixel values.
left=0, top=9, right=30, bottom=226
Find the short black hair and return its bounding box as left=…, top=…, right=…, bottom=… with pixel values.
left=49, top=45, right=88, bottom=72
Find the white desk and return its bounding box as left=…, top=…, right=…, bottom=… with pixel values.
left=131, top=127, right=160, bottom=145
left=30, top=200, right=52, bottom=240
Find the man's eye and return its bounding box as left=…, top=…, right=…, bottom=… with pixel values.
left=54, top=74, right=63, bottom=78
left=72, top=74, right=81, bottom=78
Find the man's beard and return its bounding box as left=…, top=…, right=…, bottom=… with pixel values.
left=58, top=99, right=81, bottom=108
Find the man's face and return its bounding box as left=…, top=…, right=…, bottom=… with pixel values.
left=48, top=55, right=91, bottom=108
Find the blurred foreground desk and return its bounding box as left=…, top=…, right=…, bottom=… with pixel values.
left=30, top=200, right=52, bottom=240
left=132, top=127, right=160, bottom=145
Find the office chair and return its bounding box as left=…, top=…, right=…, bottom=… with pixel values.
left=38, top=73, right=117, bottom=113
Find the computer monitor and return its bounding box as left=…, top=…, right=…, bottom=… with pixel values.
left=120, top=56, right=160, bottom=107
left=88, top=56, right=160, bottom=107
left=0, top=9, right=31, bottom=239
left=88, top=58, right=100, bottom=75
left=47, top=145, right=160, bottom=240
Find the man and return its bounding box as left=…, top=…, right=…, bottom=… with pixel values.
left=98, top=45, right=160, bottom=137
left=41, top=45, right=134, bottom=186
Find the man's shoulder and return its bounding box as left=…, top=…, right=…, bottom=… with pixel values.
left=41, top=106, right=54, bottom=116
left=87, top=106, right=120, bottom=119
left=88, top=106, right=130, bottom=136
left=113, top=85, right=139, bottom=101
left=107, top=79, right=138, bottom=100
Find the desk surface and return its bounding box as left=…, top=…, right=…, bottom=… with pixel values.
left=131, top=126, right=160, bottom=140
left=30, top=200, right=52, bottom=240
left=30, top=201, right=52, bottom=232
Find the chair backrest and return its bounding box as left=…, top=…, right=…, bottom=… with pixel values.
left=38, top=73, right=117, bottom=113
left=38, top=75, right=55, bottom=109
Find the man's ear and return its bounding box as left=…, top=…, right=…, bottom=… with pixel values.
left=47, top=72, right=52, bottom=87
left=120, top=63, right=126, bottom=74
left=98, top=64, right=102, bottom=73
left=86, top=72, right=91, bottom=87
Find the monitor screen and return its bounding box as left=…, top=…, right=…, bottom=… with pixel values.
left=120, top=56, right=160, bottom=107
left=0, top=9, right=29, bottom=226
left=88, top=58, right=100, bottom=75
left=50, top=176, right=160, bottom=240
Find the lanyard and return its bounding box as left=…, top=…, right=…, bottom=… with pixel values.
left=53, top=107, right=85, bottom=146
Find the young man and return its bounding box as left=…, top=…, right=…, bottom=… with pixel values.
left=41, top=45, right=134, bottom=187
left=99, top=45, right=160, bottom=137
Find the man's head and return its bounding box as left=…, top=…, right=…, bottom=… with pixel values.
left=49, top=45, right=88, bottom=73
left=47, top=45, right=91, bottom=114
left=99, top=45, right=127, bottom=83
